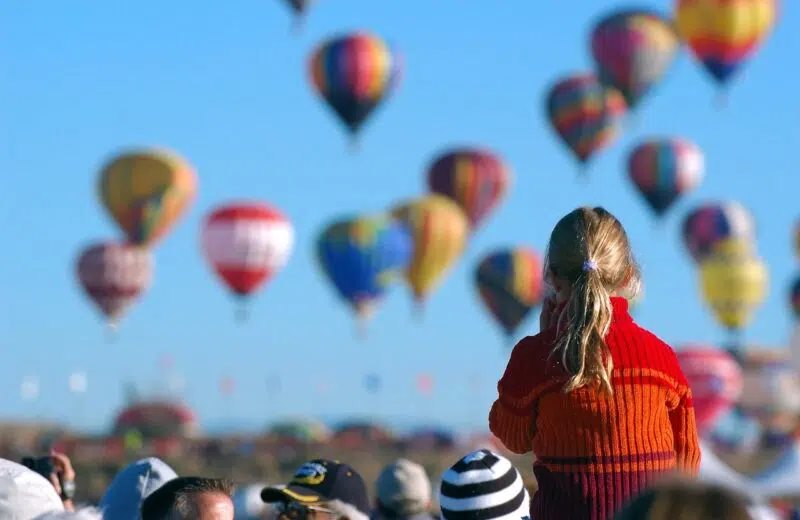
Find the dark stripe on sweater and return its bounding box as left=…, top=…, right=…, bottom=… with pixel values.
left=537, top=451, right=675, bottom=466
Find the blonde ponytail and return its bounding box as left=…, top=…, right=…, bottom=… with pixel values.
left=545, top=207, right=640, bottom=395
left=558, top=263, right=615, bottom=394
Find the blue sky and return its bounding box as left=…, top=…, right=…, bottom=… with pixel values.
left=2, top=0, right=797, bottom=434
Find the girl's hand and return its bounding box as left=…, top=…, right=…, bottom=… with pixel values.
left=540, top=290, right=558, bottom=332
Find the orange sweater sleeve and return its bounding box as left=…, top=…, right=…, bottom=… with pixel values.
left=664, top=352, right=701, bottom=475
left=489, top=336, right=541, bottom=455
left=669, top=382, right=701, bottom=475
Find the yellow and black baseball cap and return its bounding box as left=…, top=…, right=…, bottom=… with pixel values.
left=261, top=459, right=370, bottom=515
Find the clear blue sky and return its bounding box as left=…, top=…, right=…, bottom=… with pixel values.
left=1, top=0, right=797, bottom=434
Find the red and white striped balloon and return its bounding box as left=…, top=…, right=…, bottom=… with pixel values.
left=76, top=241, right=153, bottom=328
left=201, top=202, right=294, bottom=315
left=676, top=345, right=743, bottom=435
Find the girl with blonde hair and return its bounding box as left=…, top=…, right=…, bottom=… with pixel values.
left=489, top=207, right=700, bottom=520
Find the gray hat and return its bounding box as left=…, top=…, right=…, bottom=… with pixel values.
left=375, top=459, right=432, bottom=518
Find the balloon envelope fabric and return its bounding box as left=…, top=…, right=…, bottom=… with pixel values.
left=316, top=214, right=413, bottom=319
left=545, top=73, right=627, bottom=164
left=628, top=138, right=704, bottom=216
left=590, top=9, right=679, bottom=109
left=475, top=247, right=543, bottom=338
left=309, top=32, right=403, bottom=135
left=676, top=0, right=778, bottom=85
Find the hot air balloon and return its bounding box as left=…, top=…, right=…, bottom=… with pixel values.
left=281, top=0, right=313, bottom=30
left=426, top=148, right=510, bottom=230
left=309, top=32, right=402, bottom=146
left=789, top=275, right=800, bottom=320
left=545, top=73, right=627, bottom=168
left=391, top=195, right=469, bottom=311
left=738, top=349, right=800, bottom=435
left=475, top=247, right=543, bottom=340
left=316, top=214, right=413, bottom=335
left=364, top=374, right=382, bottom=394
left=676, top=345, right=743, bottom=435
left=200, top=202, right=294, bottom=320
left=98, top=149, right=197, bottom=248
left=682, top=201, right=756, bottom=263
left=675, top=0, right=778, bottom=91
left=628, top=138, right=704, bottom=217
left=699, top=238, right=768, bottom=333
left=76, top=242, right=153, bottom=329
left=590, top=9, right=680, bottom=110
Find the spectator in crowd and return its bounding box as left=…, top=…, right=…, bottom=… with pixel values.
left=0, top=457, right=98, bottom=519
left=261, top=459, right=370, bottom=520
left=233, top=483, right=277, bottom=520
left=373, top=459, right=436, bottom=520
left=141, top=476, right=235, bottom=520
left=99, top=457, right=177, bottom=520
left=439, top=450, right=530, bottom=520
left=490, top=207, right=701, bottom=519
left=613, top=480, right=775, bottom=520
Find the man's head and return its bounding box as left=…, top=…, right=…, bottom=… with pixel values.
left=141, top=476, right=234, bottom=520
left=261, top=460, right=370, bottom=520
left=374, top=459, right=432, bottom=520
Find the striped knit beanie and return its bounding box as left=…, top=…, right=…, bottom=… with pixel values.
left=438, top=449, right=530, bottom=520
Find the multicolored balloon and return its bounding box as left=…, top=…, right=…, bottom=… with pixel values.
left=590, top=9, right=680, bottom=110
left=628, top=138, right=704, bottom=217
left=201, top=202, right=294, bottom=319
left=676, top=345, right=743, bottom=435
left=790, top=274, right=800, bottom=320
left=475, top=247, right=543, bottom=339
left=76, top=241, right=153, bottom=328
left=316, top=214, right=413, bottom=333
left=676, top=0, right=778, bottom=87
left=699, top=238, right=768, bottom=332
left=391, top=195, right=469, bottom=308
left=309, top=32, right=402, bottom=142
left=545, top=73, right=627, bottom=166
left=682, top=201, right=756, bottom=263
left=426, top=148, right=510, bottom=230
left=98, top=149, right=197, bottom=248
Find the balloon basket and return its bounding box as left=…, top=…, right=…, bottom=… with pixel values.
left=411, top=300, right=425, bottom=322
left=715, top=91, right=728, bottom=111
left=235, top=305, right=249, bottom=324
left=291, top=16, right=305, bottom=35
left=349, top=136, right=361, bottom=155
left=355, top=320, right=368, bottom=341
left=105, top=323, right=118, bottom=344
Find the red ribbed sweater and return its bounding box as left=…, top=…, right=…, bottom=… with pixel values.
left=489, top=297, right=700, bottom=520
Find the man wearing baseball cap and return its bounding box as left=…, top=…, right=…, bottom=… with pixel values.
left=373, top=459, right=436, bottom=520
left=261, top=459, right=370, bottom=520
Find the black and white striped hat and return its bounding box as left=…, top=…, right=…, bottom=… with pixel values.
left=438, top=449, right=530, bottom=520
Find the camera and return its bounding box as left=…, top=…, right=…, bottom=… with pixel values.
left=20, top=456, right=54, bottom=480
